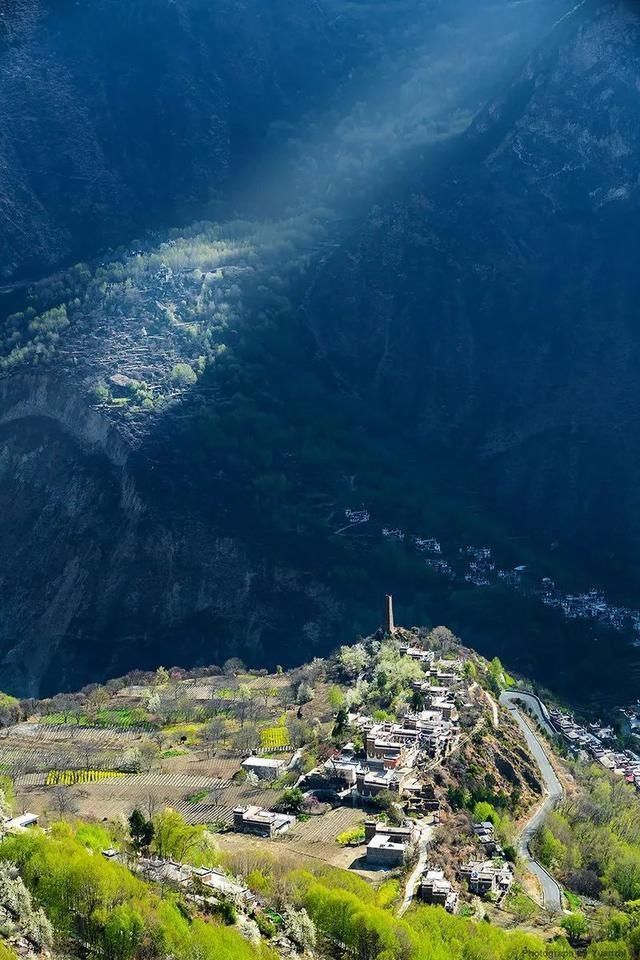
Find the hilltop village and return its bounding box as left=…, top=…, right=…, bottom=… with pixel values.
left=0, top=596, right=558, bottom=947
left=3, top=600, right=640, bottom=958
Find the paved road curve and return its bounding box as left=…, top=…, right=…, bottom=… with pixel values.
left=502, top=690, right=557, bottom=739
left=500, top=691, right=564, bottom=912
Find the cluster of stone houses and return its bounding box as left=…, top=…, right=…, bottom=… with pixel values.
left=473, top=820, right=503, bottom=856
left=104, top=852, right=254, bottom=903
left=365, top=707, right=458, bottom=765
left=313, top=650, right=463, bottom=806
left=318, top=703, right=460, bottom=803
left=294, top=620, right=475, bottom=879
left=463, top=821, right=513, bottom=897
left=550, top=708, right=640, bottom=789
left=399, top=644, right=435, bottom=664
left=319, top=739, right=417, bottom=799
left=459, top=859, right=513, bottom=898
left=419, top=820, right=513, bottom=912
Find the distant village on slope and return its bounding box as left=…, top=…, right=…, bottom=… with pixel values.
left=340, top=507, right=640, bottom=647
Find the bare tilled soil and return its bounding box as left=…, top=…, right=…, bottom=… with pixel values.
left=215, top=806, right=370, bottom=872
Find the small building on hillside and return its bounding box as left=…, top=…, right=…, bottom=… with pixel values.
left=355, top=763, right=414, bottom=798
left=473, top=821, right=494, bottom=841
left=420, top=870, right=458, bottom=913
left=366, top=833, right=407, bottom=867
left=473, top=821, right=501, bottom=855
left=365, top=821, right=414, bottom=867
left=459, top=859, right=513, bottom=898
left=399, top=644, right=435, bottom=664
left=233, top=806, right=295, bottom=838
left=241, top=756, right=285, bottom=780
left=5, top=813, right=38, bottom=831
left=364, top=820, right=414, bottom=845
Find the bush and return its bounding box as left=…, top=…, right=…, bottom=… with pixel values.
left=211, top=899, right=236, bottom=925
left=277, top=788, right=304, bottom=813
left=171, top=363, right=197, bottom=386
left=254, top=912, right=276, bottom=938
left=336, top=826, right=366, bottom=847
left=371, top=790, right=403, bottom=824
left=296, top=682, right=314, bottom=705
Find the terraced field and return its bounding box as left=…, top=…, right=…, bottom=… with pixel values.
left=15, top=769, right=280, bottom=826
left=2, top=671, right=331, bottom=831
left=0, top=722, right=143, bottom=775
left=45, top=770, right=128, bottom=786
left=215, top=807, right=369, bottom=871
left=1, top=723, right=141, bottom=745
left=285, top=806, right=367, bottom=845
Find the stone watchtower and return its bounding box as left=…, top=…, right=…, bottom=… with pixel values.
left=384, top=594, right=395, bottom=634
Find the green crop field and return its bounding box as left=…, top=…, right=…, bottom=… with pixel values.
left=259, top=727, right=291, bottom=750
left=46, top=770, right=128, bottom=786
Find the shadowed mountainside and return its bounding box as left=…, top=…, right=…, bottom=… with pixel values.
left=1, top=0, right=640, bottom=705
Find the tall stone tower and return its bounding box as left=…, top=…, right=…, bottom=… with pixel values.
left=384, top=594, right=395, bottom=634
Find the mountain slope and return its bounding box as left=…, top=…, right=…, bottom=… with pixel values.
left=1, top=0, right=640, bottom=703
left=304, top=0, right=640, bottom=587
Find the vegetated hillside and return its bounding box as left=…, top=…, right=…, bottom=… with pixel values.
left=303, top=0, right=640, bottom=589
left=1, top=0, right=640, bottom=703
left=0, top=0, right=575, bottom=285
left=0, top=0, right=418, bottom=282
left=0, top=624, right=634, bottom=959
left=0, top=626, right=560, bottom=960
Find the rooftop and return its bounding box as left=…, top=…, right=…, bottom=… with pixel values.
left=241, top=756, right=284, bottom=769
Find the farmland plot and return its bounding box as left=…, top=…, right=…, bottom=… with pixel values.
left=215, top=806, right=368, bottom=871
left=15, top=770, right=279, bottom=826
left=2, top=723, right=140, bottom=747
left=276, top=807, right=369, bottom=869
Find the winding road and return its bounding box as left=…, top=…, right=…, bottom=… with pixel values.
left=500, top=691, right=564, bottom=912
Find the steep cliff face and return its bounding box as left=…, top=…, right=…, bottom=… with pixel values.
left=0, top=0, right=575, bottom=283
left=303, top=0, right=640, bottom=584
left=0, top=375, right=345, bottom=695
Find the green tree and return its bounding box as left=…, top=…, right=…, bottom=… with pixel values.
left=488, top=657, right=507, bottom=695
left=328, top=686, right=345, bottom=711
left=0, top=692, right=20, bottom=727
left=152, top=809, right=217, bottom=865
left=332, top=707, right=348, bottom=738
left=171, top=363, right=197, bottom=386
left=561, top=912, right=590, bottom=944
left=101, top=904, right=144, bottom=960
left=128, top=808, right=154, bottom=853
left=338, top=644, right=368, bottom=679
left=277, top=788, right=304, bottom=813
left=464, top=660, right=478, bottom=681
left=371, top=790, right=403, bottom=824
left=154, top=666, right=170, bottom=686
